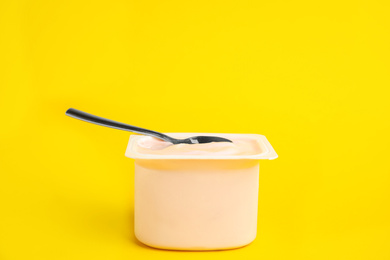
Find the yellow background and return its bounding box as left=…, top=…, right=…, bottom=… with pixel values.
left=1, top=0, right=389, bottom=259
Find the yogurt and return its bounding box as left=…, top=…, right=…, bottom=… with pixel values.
left=135, top=136, right=263, bottom=156
left=125, top=133, right=277, bottom=250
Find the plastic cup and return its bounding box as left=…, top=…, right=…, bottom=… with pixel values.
left=125, top=133, right=277, bottom=250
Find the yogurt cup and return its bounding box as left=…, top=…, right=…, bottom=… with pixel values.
left=125, top=133, right=277, bottom=250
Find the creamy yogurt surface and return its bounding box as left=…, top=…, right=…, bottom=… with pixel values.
left=135, top=136, right=262, bottom=156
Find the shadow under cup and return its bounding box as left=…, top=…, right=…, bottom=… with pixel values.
left=125, top=133, right=277, bottom=251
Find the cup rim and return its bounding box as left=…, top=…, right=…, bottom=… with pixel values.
left=125, top=133, right=278, bottom=160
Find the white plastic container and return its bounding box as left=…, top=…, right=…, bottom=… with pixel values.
left=125, top=133, right=277, bottom=250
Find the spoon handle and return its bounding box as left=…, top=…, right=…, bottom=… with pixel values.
left=65, top=108, right=175, bottom=143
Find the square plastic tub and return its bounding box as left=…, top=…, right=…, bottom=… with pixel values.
left=125, top=133, right=277, bottom=250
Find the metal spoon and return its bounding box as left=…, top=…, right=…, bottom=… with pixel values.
left=65, top=108, right=232, bottom=144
